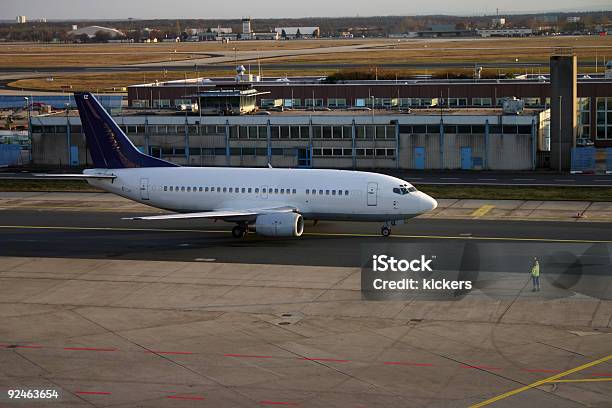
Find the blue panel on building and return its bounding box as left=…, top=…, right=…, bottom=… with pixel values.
left=607, top=148, right=612, bottom=173
left=69, top=146, right=79, bottom=166
left=0, top=144, right=22, bottom=166
left=414, top=147, right=425, bottom=170
left=571, top=147, right=596, bottom=172
left=461, top=147, right=472, bottom=170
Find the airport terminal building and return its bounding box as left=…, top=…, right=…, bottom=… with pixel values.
left=127, top=73, right=612, bottom=147
left=24, top=60, right=612, bottom=172
left=31, top=108, right=546, bottom=170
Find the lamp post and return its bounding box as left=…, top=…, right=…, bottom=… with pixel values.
left=558, top=95, right=562, bottom=173
left=24, top=97, right=31, bottom=164
left=370, top=96, right=375, bottom=122
left=65, top=103, right=71, bottom=166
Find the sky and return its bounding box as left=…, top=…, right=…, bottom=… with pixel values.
left=1, top=0, right=611, bottom=20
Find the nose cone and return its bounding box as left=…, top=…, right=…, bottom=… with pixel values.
left=420, top=194, right=438, bottom=213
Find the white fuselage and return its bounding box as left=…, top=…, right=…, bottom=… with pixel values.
left=85, top=167, right=437, bottom=222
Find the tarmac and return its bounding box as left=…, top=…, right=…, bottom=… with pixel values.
left=1, top=192, right=611, bottom=407
left=1, top=256, right=611, bottom=407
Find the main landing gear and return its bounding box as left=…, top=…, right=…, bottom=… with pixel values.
left=232, top=223, right=249, bottom=238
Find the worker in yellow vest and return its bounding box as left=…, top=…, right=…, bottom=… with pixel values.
left=531, top=257, right=540, bottom=292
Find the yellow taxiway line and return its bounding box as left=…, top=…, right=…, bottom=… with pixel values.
left=470, top=205, right=496, bottom=217
left=547, top=377, right=612, bottom=383
left=469, top=354, right=612, bottom=408
left=1, top=225, right=612, bottom=244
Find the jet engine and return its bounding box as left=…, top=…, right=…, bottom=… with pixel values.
left=255, top=212, right=304, bottom=237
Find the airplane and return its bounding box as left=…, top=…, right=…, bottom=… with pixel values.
left=39, top=92, right=438, bottom=238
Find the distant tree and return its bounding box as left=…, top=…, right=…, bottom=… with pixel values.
left=56, top=30, right=69, bottom=43
left=94, top=30, right=112, bottom=43
left=175, top=20, right=182, bottom=36
left=78, top=33, right=89, bottom=43
left=295, top=28, right=302, bottom=39
left=281, top=29, right=287, bottom=39
left=126, top=30, right=142, bottom=42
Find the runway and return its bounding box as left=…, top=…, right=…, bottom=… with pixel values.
left=1, top=210, right=612, bottom=266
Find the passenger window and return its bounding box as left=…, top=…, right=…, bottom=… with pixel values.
left=205, top=187, right=209, bottom=192
left=345, top=190, right=349, bottom=195
left=248, top=188, right=252, bottom=193
left=319, top=190, right=323, bottom=195
left=281, top=189, right=285, bottom=194
left=223, top=187, right=227, bottom=193
left=242, top=188, right=246, bottom=193
left=229, top=188, right=233, bottom=193
left=169, top=186, right=173, bottom=191
left=326, top=190, right=330, bottom=195
left=332, top=190, right=336, bottom=195
left=187, top=187, right=191, bottom=192
left=175, top=186, right=179, bottom=191
left=274, top=188, right=279, bottom=194
left=312, top=190, right=316, bottom=195
left=164, top=186, right=168, bottom=191
left=338, top=190, right=342, bottom=196
left=292, top=189, right=296, bottom=194
left=255, top=188, right=260, bottom=193
left=235, top=187, right=239, bottom=193
left=306, top=189, right=310, bottom=194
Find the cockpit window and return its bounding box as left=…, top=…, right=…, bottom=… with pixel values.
left=393, top=184, right=418, bottom=195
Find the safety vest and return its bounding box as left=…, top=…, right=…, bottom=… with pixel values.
left=531, top=262, right=540, bottom=277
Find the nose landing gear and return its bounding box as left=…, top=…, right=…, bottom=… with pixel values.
left=380, top=220, right=404, bottom=237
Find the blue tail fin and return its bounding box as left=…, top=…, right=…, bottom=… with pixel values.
left=75, top=92, right=178, bottom=169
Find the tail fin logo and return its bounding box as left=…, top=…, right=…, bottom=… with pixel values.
left=75, top=92, right=178, bottom=169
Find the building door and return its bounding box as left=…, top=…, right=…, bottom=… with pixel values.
left=461, top=147, right=472, bottom=170
left=297, top=148, right=312, bottom=168
left=414, top=147, right=425, bottom=170
left=69, top=146, right=79, bottom=166
left=367, top=182, right=378, bottom=206
left=140, top=178, right=150, bottom=200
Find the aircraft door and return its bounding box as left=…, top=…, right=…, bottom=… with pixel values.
left=367, top=182, right=378, bottom=206
left=140, top=178, right=150, bottom=200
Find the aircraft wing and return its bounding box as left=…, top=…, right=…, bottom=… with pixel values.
left=123, top=206, right=296, bottom=221
left=32, top=173, right=117, bottom=180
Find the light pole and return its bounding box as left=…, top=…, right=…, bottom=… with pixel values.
left=370, top=95, right=375, bottom=122
left=558, top=95, right=562, bottom=173
left=65, top=103, right=71, bottom=166
left=24, top=97, right=31, bottom=164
